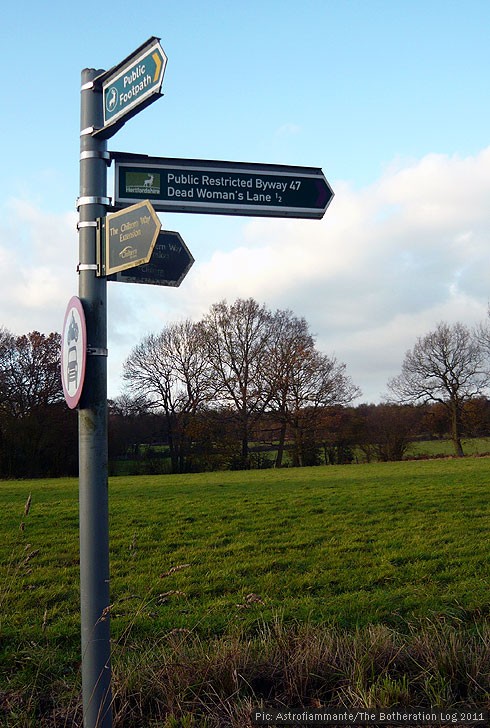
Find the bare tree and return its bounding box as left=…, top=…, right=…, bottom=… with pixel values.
left=200, top=298, right=273, bottom=466
left=476, top=311, right=490, bottom=364
left=121, top=301, right=361, bottom=470
left=0, top=330, right=71, bottom=476
left=265, top=309, right=360, bottom=466
left=0, top=327, right=14, bottom=412
left=0, top=331, right=63, bottom=417
left=388, top=321, right=490, bottom=456
left=277, top=348, right=360, bottom=466
left=0, top=326, right=12, bottom=350
left=263, top=310, right=314, bottom=466
left=123, top=320, right=214, bottom=472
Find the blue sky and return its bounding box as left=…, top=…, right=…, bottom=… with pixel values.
left=2, top=1, right=490, bottom=402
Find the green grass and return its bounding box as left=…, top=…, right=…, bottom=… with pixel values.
left=1, top=458, right=489, bottom=724
left=2, top=459, right=489, bottom=637
left=407, top=436, right=490, bottom=458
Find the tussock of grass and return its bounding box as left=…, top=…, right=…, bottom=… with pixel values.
left=4, top=617, right=486, bottom=727
left=58, top=618, right=490, bottom=726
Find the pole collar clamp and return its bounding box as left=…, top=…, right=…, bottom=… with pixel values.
left=77, top=196, right=111, bottom=208
left=80, top=150, right=111, bottom=162
left=80, top=126, right=98, bottom=136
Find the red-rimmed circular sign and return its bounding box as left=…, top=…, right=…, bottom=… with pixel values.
left=61, top=296, right=87, bottom=409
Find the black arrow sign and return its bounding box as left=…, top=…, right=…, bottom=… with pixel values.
left=108, top=230, right=194, bottom=287
left=112, top=153, right=334, bottom=219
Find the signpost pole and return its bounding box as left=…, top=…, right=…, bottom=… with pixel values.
left=73, top=36, right=330, bottom=728
left=78, top=68, right=112, bottom=728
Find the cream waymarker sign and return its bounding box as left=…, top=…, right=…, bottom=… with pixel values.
left=103, top=199, right=161, bottom=276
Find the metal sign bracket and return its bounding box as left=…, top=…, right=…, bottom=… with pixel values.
left=86, top=346, right=108, bottom=357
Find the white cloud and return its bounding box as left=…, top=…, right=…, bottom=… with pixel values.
left=178, top=147, right=490, bottom=402
left=0, top=200, right=77, bottom=334
left=2, top=148, right=490, bottom=403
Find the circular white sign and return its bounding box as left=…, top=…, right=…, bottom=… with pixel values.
left=61, top=296, right=87, bottom=409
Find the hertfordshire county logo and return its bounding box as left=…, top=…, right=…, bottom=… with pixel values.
left=126, top=172, right=161, bottom=195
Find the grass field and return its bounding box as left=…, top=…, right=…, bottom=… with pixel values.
left=406, top=437, right=490, bottom=459
left=1, top=458, right=489, bottom=725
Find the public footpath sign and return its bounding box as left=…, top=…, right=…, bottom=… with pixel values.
left=61, top=297, right=87, bottom=409
left=109, top=230, right=194, bottom=287
left=113, top=154, right=334, bottom=219
left=94, top=37, right=167, bottom=137
left=102, top=199, right=161, bottom=275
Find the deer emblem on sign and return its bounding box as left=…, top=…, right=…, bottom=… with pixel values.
left=107, top=88, right=118, bottom=112
left=143, top=174, right=154, bottom=188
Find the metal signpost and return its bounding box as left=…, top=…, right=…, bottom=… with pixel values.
left=108, top=230, right=194, bottom=287
left=78, top=64, right=112, bottom=728
left=112, top=154, right=333, bottom=219
left=74, top=36, right=332, bottom=728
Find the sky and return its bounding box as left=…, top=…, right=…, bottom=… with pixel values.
left=2, top=0, right=490, bottom=404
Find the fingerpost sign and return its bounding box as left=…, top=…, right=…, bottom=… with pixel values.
left=102, top=199, right=161, bottom=276
left=108, top=230, right=194, bottom=287
left=94, top=37, right=167, bottom=137
left=113, top=155, right=333, bottom=219
left=76, top=34, right=333, bottom=728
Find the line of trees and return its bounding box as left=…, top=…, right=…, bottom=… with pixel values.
left=2, top=304, right=490, bottom=478
left=122, top=299, right=360, bottom=471
left=108, top=394, right=490, bottom=474
left=116, top=303, right=490, bottom=472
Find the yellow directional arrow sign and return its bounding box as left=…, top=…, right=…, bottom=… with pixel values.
left=152, top=51, right=162, bottom=82
left=101, top=200, right=161, bottom=276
